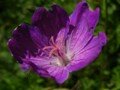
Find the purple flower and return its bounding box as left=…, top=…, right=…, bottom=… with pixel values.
left=8, top=1, right=107, bottom=84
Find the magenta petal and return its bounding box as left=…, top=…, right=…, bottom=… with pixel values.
left=67, top=19, right=93, bottom=53
left=70, top=1, right=100, bottom=30
left=32, top=5, right=69, bottom=37
left=55, top=24, right=69, bottom=50
left=70, top=1, right=88, bottom=26
left=47, top=66, right=69, bottom=84
left=8, top=39, right=23, bottom=63
left=67, top=32, right=107, bottom=72
left=36, top=69, right=50, bottom=78
left=29, top=26, right=48, bottom=48
left=28, top=57, right=69, bottom=84
left=85, top=8, right=100, bottom=30
left=28, top=56, right=51, bottom=69
left=8, top=23, right=38, bottom=63
left=20, top=62, right=30, bottom=71
left=67, top=59, right=87, bottom=72
left=67, top=1, right=104, bottom=72
left=27, top=56, right=51, bottom=77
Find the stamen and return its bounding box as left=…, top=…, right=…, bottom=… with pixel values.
left=50, top=36, right=56, bottom=46
left=42, top=46, right=54, bottom=50
left=49, top=48, right=58, bottom=57
left=42, top=36, right=59, bottom=57
left=42, top=36, right=70, bottom=66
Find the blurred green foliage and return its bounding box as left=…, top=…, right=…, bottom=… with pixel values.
left=0, top=0, right=120, bottom=90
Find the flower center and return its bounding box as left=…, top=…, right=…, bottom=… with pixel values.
left=42, top=36, right=69, bottom=66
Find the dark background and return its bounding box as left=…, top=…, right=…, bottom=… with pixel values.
left=0, top=0, right=120, bottom=90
